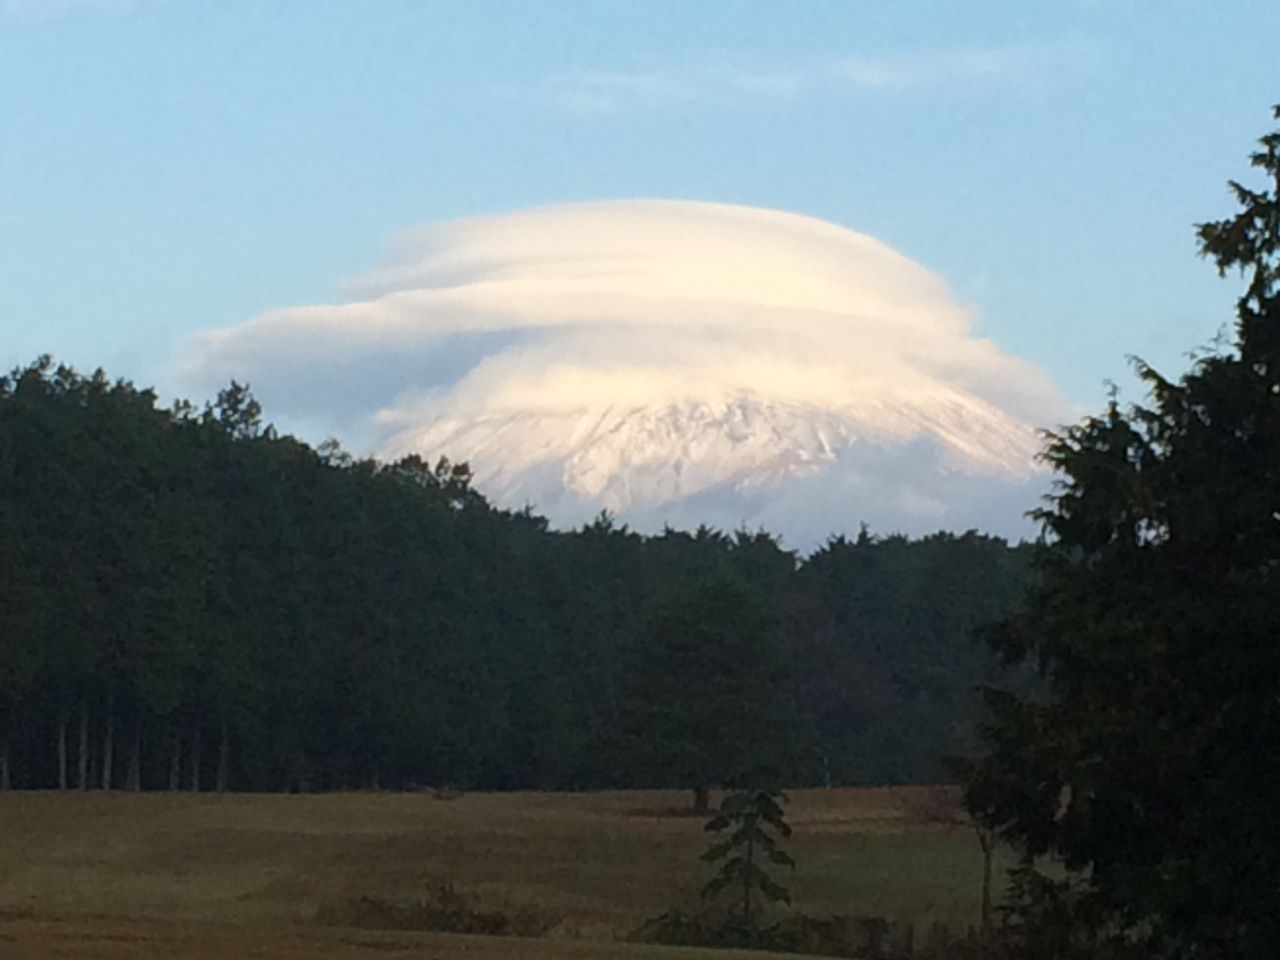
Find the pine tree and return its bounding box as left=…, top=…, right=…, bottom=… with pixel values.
left=964, top=106, right=1280, bottom=958
left=701, top=787, right=795, bottom=926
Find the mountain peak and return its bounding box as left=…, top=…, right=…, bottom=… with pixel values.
left=382, top=387, right=1045, bottom=539
left=187, top=200, right=1062, bottom=545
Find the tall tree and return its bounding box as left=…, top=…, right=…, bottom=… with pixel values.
left=963, top=106, right=1280, bottom=958
left=622, top=576, right=796, bottom=813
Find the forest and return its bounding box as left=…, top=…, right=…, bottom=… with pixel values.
left=0, top=356, right=1034, bottom=794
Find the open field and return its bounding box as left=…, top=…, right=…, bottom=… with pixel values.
left=0, top=917, right=804, bottom=960
left=0, top=788, right=1009, bottom=958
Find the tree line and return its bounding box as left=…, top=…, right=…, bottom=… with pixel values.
left=0, top=356, right=1033, bottom=794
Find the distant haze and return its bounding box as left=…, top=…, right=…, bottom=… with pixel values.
left=183, top=201, right=1069, bottom=547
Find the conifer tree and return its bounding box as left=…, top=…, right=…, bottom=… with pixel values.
left=964, top=106, right=1280, bottom=958
left=701, top=787, right=795, bottom=926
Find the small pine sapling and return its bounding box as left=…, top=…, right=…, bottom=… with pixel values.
left=701, top=787, right=795, bottom=926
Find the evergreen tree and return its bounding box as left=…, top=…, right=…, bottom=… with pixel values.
left=621, top=576, right=796, bottom=812
left=702, top=787, right=795, bottom=924
left=964, top=106, right=1280, bottom=958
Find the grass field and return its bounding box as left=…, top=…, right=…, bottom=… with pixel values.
left=0, top=917, right=815, bottom=960
left=0, top=788, right=1009, bottom=958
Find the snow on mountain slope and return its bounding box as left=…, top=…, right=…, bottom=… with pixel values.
left=381, top=386, right=1045, bottom=536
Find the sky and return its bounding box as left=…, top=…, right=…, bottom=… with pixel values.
left=3, top=1, right=1279, bottom=485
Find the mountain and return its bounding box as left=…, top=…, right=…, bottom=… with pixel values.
left=188, top=198, right=1064, bottom=544
left=381, top=384, right=1047, bottom=544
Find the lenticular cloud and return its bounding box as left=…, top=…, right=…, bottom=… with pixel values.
left=183, top=200, right=1066, bottom=545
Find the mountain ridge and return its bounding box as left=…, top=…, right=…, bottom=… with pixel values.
left=381, top=387, right=1045, bottom=537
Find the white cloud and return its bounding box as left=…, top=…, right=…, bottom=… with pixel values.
left=832, top=44, right=1070, bottom=89
left=519, top=42, right=1092, bottom=113
left=180, top=200, right=1067, bottom=544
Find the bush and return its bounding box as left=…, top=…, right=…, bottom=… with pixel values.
left=315, top=882, right=559, bottom=938
left=632, top=907, right=943, bottom=958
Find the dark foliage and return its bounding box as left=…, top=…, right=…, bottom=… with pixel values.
left=621, top=578, right=796, bottom=808
left=963, top=106, right=1280, bottom=958
left=0, top=357, right=1033, bottom=793
left=315, top=884, right=559, bottom=938
left=633, top=906, right=985, bottom=959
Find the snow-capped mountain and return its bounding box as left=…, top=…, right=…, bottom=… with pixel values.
left=188, top=199, right=1065, bottom=545
left=381, top=385, right=1047, bottom=542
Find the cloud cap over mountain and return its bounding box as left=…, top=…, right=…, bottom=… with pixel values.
left=183, top=200, right=1068, bottom=546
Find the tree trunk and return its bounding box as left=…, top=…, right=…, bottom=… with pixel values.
left=189, top=728, right=201, bottom=792
left=77, top=699, right=89, bottom=791
left=126, top=720, right=142, bottom=792
left=0, top=724, right=10, bottom=791
left=294, top=751, right=310, bottom=794
left=168, top=730, right=181, bottom=791
left=693, top=784, right=710, bottom=814
left=978, top=829, right=994, bottom=952
left=57, top=711, right=68, bottom=790
left=101, top=694, right=115, bottom=791
left=215, top=719, right=229, bottom=794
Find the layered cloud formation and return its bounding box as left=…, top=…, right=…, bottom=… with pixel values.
left=182, top=200, right=1067, bottom=544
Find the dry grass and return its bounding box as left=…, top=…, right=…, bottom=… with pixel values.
left=0, top=916, right=794, bottom=960
left=0, top=787, right=1008, bottom=957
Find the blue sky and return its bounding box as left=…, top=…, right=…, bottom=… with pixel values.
left=3, top=0, right=1278, bottom=421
